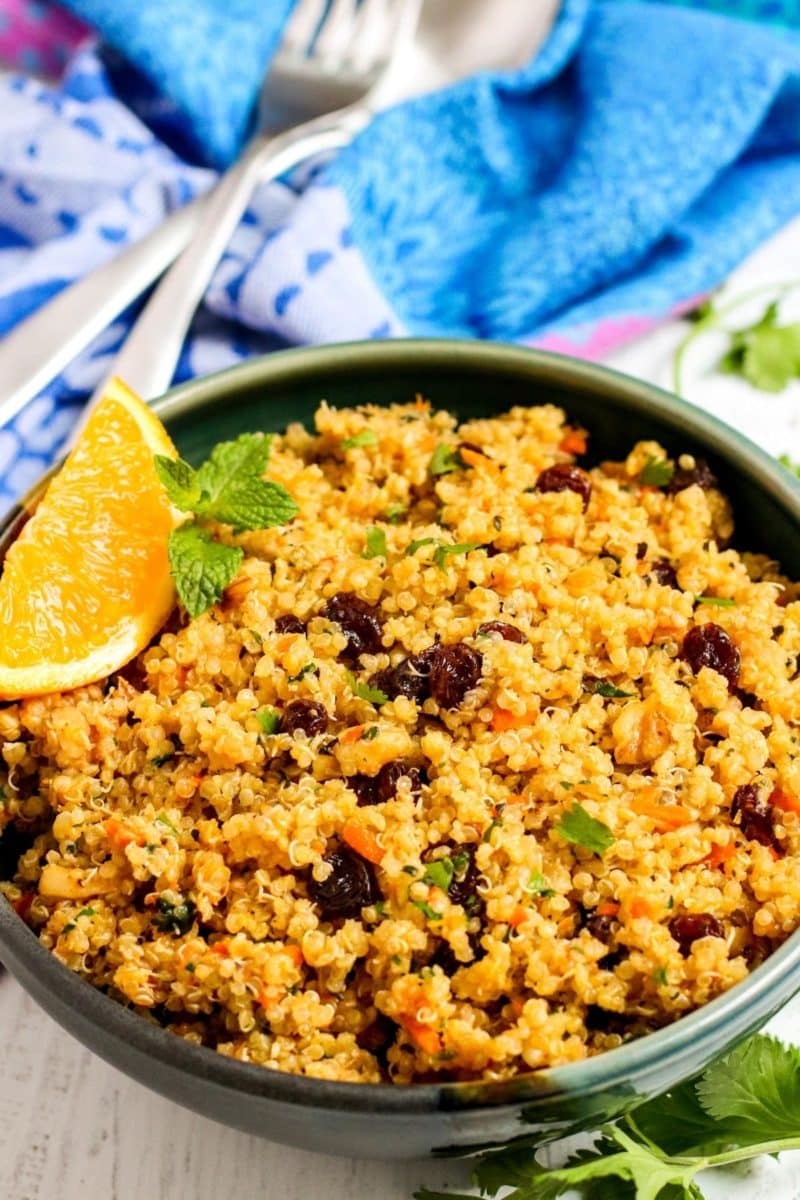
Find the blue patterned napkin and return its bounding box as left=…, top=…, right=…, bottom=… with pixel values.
left=2, top=0, right=800, bottom=514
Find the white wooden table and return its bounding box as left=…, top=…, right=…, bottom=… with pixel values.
left=3, top=220, right=800, bottom=1200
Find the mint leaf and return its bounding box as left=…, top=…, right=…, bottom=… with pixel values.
left=363, top=527, right=388, bottom=560
left=584, top=679, right=634, bottom=698
left=639, top=457, right=675, bottom=487
left=341, top=429, right=378, bottom=451
left=288, top=662, right=317, bottom=684
left=184, top=432, right=297, bottom=532
left=433, top=542, right=480, bottom=571
left=528, top=871, right=555, bottom=897
left=695, top=596, right=735, bottom=607
left=257, top=707, right=281, bottom=735
left=154, top=456, right=202, bottom=511
left=383, top=503, right=407, bottom=523
left=413, top=899, right=442, bottom=921
left=718, top=303, right=800, bottom=393
left=346, top=671, right=388, bottom=706
left=422, top=859, right=455, bottom=891
left=168, top=521, right=243, bottom=618
left=429, top=444, right=461, bottom=476
left=556, top=802, right=615, bottom=855
left=406, top=536, right=438, bottom=556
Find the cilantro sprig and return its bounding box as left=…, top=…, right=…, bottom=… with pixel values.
left=556, top=802, right=615, bottom=855
left=415, top=1034, right=800, bottom=1200
left=155, top=434, right=298, bottom=618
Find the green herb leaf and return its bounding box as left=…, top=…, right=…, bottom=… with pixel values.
left=167, top=520, right=244, bottom=618
left=584, top=679, right=634, bottom=698
left=528, top=871, right=555, bottom=898
left=413, top=899, right=443, bottom=921
left=695, top=595, right=736, bottom=607
left=150, top=748, right=175, bottom=767
left=383, top=504, right=407, bottom=523
left=639, top=457, right=675, bottom=487
left=192, top=433, right=297, bottom=532
left=429, top=444, right=461, bottom=476
left=155, top=813, right=179, bottom=837
left=422, top=859, right=455, bottom=892
left=406, top=537, right=438, bottom=556
left=288, top=662, right=317, bottom=684
left=362, top=724, right=380, bottom=742
left=257, top=707, right=281, bottom=735
left=433, top=542, right=480, bottom=571
left=341, top=430, right=378, bottom=451
left=482, top=816, right=503, bottom=843
left=652, top=966, right=669, bottom=986
left=556, top=802, right=615, bottom=855
left=153, top=456, right=203, bottom=511
left=63, top=905, right=96, bottom=934
left=346, top=671, right=388, bottom=706
left=718, top=302, right=800, bottom=393
left=363, top=527, right=388, bottom=560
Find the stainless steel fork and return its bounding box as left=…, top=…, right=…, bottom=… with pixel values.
left=85, top=0, right=421, bottom=411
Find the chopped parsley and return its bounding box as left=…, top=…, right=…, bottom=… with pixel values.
left=256, top=707, right=281, bottom=735
left=150, top=748, right=175, bottom=767
left=406, top=536, right=438, bottom=556
left=555, top=802, right=615, bottom=856
left=422, top=859, right=456, bottom=892
left=482, top=815, right=503, bottom=843
left=413, top=899, right=443, bottom=921
left=383, top=503, right=408, bottom=523
left=155, top=813, right=180, bottom=837
left=652, top=965, right=669, bottom=986
left=528, top=872, right=555, bottom=898
left=62, top=905, right=96, bottom=934
left=361, top=724, right=380, bottom=741
left=341, top=429, right=378, bottom=451
left=433, top=542, right=480, bottom=571
left=346, top=671, right=388, bottom=706
left=428, top=443, right=462, bottom=476
left=363, top=527, right=388, bottom=560
left=288, top=662, right=317, bottom=683
left=696, top=595, right=736, bottom=607
left=584, top=678, right=634, bottom=699
left=639, top=456, right=675, bottom=487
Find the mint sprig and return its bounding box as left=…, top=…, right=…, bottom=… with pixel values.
left=415, top=1034, right=800, bottom=1200
left=154, top=433, right=298, bottom=617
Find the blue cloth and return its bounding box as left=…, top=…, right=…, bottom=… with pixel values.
left=2, top=0, right=800, bottom=514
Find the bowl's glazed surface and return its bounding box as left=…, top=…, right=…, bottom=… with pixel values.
left=2, top=339, right=800, bottom=1159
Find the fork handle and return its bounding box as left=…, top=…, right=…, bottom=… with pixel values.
left=89, top=111, right=366, bottom=411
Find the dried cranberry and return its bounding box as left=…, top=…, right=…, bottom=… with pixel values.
left=275, top=614, right=306, bottom=635
left=536, top=463, right=592, bottom=510
left=324, top=592, right=383, bottom=659
left=666, top=458, right=717, bottom=495
left=375, top=760, right=427, bottom=804
left=681, top=623, right=741, bottom=688
left=650, top=560, right=679, bottom=589
left=669, top=912, right=724, bottom=956
left=308, top=846, right=380, bottom=918
left=731, top=784, right=780, bottom=852
left=428, top=643, right=483, bottom=708
left=282, top=699, right=328, bottom=737
left=477, top=621, right=526, bottom=643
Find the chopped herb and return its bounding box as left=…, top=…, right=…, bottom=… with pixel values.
left=413, top=899, right=443, bottom=921
left=667, top=895, right=675, bottom=909
left=185, top=962, right=196, bottom=973
left=406, top=536, right=438, bottom=556
left=560, top=781, right=574, bottom=791
left=257, top=707, right=281, bottom=735
left=155, top=433, right=298, bottom=617
left=341, top=429, right=378, bottom=451
left=422, top=859, right=455, bottom=892
left=150, top=749, right=175, bottom=767
left=584, top=679, right=634, bottom=698
left=363, top=527, right=388, bottom=560
left=639, top=456, right=675, bottom=487
left=433, top=542, right=480, bottom=572
left=145, top=843, right=156, bottom=853
left=288, top=662, right=317, bottom=683
left=153, top=895, right=196, bottom=936
left=346, top=671, right=388, bottom=707
left=246, top=628, right=263, bottom=646
left=155, top=813, right=179, bottom=837
left=528, top=872, right=555, bottom=898
left=63, top=905, right=96, bottom=934
left=779, top=453, right=800, bottom=479
left=391, top=954, right=403, bottom=965
left=428, top=443, right=462, bottom=476
left=696, top=595, right=736, bottom=607
left=402, top=865, right=418, bottom=877
left=362, top=724, right=380, bottom=742
left=653, top=965, right=669, bottom=986
left=556, top=802, right=615, bottom=855
left=383, top=503, right=407, bottom=523
left=482, top=816, right=503, bottom=843
left=374, top=900, right=388, bottom=917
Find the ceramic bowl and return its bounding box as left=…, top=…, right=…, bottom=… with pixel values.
left=2, top=339, right=800, bottom=1159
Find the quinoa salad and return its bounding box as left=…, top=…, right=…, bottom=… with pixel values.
left=2, top=398, right=800, bottom=1086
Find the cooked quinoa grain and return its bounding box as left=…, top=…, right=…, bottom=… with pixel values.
left=3, top=399, right=800, bottom=1084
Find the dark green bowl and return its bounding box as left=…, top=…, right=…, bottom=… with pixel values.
left=2, top=339, right=800, bottom=1159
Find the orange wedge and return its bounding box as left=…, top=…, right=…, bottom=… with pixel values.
left=0, top=378, right=179, bottom=699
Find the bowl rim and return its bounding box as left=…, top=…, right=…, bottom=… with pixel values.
left=3, top=336, right=800, bottom=1117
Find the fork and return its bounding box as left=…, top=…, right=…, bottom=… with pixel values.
left=84, top=0, right=421, bottom=411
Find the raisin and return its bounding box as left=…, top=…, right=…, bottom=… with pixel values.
left=536, top=463, right=592, bottom=510
left=636, top=542, right=648, bottom=560
left=349, top=774, right=379, bottom=806
left=275, top=614, right=306, bottom=635
left=681, top=623, right=741, bottom=688
left=585, top=910, right=617, bottom=943
left=731, top=783, right=780, bottom=852
left=308, top=847, right=380, bottom=918
left=669, top=912, right=724, bottom=956
left=370, top=645, right=438, bottom=703
left=374, top=760, right=427, bottom=804
left=650, top=560, right=679, bottom=589
left=666, top=458, right=717, bottom=495
left=477, top=620, right=526, bottom=643
left=584, top=1005, right=629, bottom=1035
left=598, top=947, right=629, bottom=971
left=446, top=844, right=483, bottom=910
left=356, top=1013, right=396, bottom=1059
left=282, top=699, right=328, bottom=737
left=428, top=643, right=483, bottom=708
left=324, top=593, right=383, bottom=659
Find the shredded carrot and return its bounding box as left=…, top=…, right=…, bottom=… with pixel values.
left=459, top=447, right=502, bottom=477
left=341, top=821, right=384, bottom=864
left=491, top=706, right=538, bottom=732
left=631, top=797, right=692, bottom=831
left=596, top=901, right=620, bottom=917
left=258, top=986, right=282, bottom=1008
left=508, top=904, right=528, bottom=929
left=400, top=1016, right=442, bottom=1056
left=559, top=430, right=588, bottom=456
left=211, top=941, right=230, bottom=957
left=770, top=786, right=800, bottom=815
left=105, top=817, right=143, bottom=850
left=340, top=725, right=365, bottom=745
left=705, top=842, right=736, bottom=868
left=629, top=897, right=654, bottom=920
left=276, top=634, right=299, bottom=654
left=285, top=944, right=304, bottom=966
left=505, top=792, right=528, bottom=805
